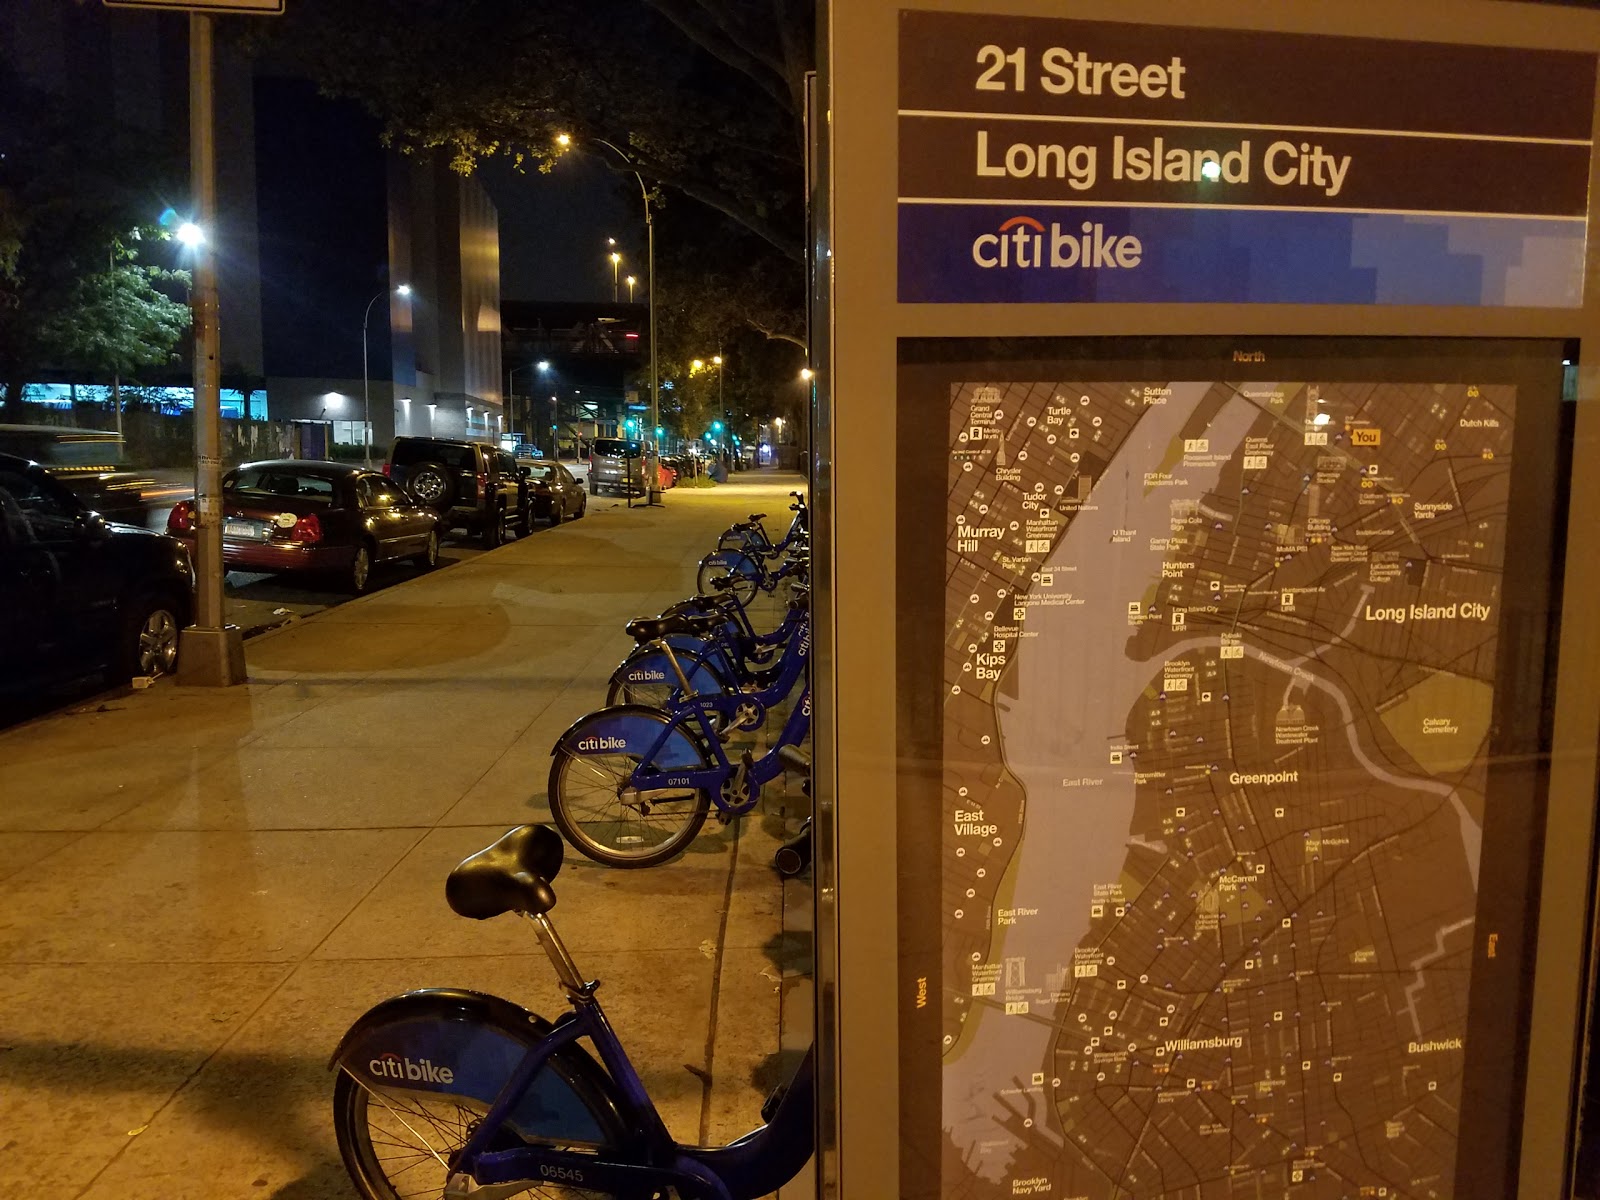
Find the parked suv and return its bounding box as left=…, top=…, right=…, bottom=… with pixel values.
left=588, top=437, right=645, bottom=496
left=0, top=452, right=194, bottom=692
left=385, top=437, right=530, bottom=547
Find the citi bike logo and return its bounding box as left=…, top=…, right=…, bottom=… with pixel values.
left=368, top=1052, right=456, bottom=1085
left=626, top=668, right=667, bottom=683
left=972, top=216, right=1143, bottom=271
left=576, top=734, right=628, bottom=752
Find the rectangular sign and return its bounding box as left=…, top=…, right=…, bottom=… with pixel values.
left=898, top=12, right=1597, bottom=305
left=103, top=0, right=285, bottom=13
left=894, top=337, right=1567, bottom=1200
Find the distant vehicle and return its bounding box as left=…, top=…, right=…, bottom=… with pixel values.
left=385, top=436, right=531, bottom=546
left=167, top=460, right=440, bottom=594
left=0, top=452, right=193, bottom=692
left=0, top=424, right=150, bottom=525
left=524, top=460, right=587, bottom=523
left=589, top=437, right=645, bottom=496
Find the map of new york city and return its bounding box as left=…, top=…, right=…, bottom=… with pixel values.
left=937, top=377, right=1509, bottom=1199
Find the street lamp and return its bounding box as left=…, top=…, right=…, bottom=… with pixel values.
left=175, top=221, right=205, bottom=248
left=609, top=251, right=622, bottom=303
left=363, top=283, right=411, bottom=467
left=626, top=275, right=637, bottom=303
left=557, top=131, right=661, bottom=503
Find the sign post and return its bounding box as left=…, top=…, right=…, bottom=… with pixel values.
left=104, top=0, right=284, bottom=683
left=819, top=3, right=1600, bottom=1198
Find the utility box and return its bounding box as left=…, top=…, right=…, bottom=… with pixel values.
left=816, top=4, right=1600, bottom=1198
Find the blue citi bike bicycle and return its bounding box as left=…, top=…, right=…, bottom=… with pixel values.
left=547, top=606, right=812, bottom=868
left=604, top=578, right=810, bottom=711
left=716, top=492, right=807, bottom=555
left=330, top=774, right=816, bottom=1200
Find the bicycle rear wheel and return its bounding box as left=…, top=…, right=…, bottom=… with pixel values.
left=333, top=1067, right=624, bottom=1200
left=696, top=550, right=760, bottom=607
left=548, top=708, right=713, bottom=868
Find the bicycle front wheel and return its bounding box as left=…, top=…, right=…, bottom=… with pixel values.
left=333, top=1068, right=624, bottom=1200
left=548, top=708, right=713, bottom=868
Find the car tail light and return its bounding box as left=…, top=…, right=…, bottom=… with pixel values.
left=477, top=470, right=489, bottom=500
left=381, top=462, right=391, bottom=477
left=290, top=513, right=323, bottom=544
left=167, top=499, right=196, bottom=533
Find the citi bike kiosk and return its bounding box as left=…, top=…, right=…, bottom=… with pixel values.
left=816, top=3, right=1600, bottom=1198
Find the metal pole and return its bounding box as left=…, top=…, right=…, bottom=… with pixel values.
left=176, top=11, right=243, bottom=685
left=361, top=291, right=381, bottom=469
left=647, top=199, right=661, bottom=504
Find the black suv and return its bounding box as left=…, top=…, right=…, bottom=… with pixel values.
left=0, top=452, right=194, bottom=694
left=385, top=437, right=530, bottom=547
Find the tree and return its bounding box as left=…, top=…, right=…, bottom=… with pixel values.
left=254, top=0, right=813, bottom=263
left=37, top=233, right=191, bottom=388
left=0, top=67, right=188, bottom=418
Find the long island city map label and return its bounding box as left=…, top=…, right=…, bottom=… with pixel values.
left=895, top=340, right=1565, bottom=1200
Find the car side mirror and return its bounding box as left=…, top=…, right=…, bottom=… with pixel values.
left=77, top=511, right=109, bottom=544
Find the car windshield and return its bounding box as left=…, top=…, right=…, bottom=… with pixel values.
left=226, top=467, right=337, bottom=504
left=592, top=439, right=640, bottom=458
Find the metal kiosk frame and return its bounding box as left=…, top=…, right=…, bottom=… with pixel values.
left=815, top=2, right=1600, bottom=1197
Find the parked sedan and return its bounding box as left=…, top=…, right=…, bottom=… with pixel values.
left=0, top=452, right=193, bottom=694
left=525, top=461, right=587, bottom=523
left=167, top=460, right=440, bottom=594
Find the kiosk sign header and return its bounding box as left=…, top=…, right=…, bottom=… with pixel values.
left=898, top=12, right=1597, bottom=307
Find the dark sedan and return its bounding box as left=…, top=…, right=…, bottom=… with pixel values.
left=0, top=452, right=193, bottom=694
left=167, top=460, right=440, bottom=594
left=525, top=461, right=587, bottom=523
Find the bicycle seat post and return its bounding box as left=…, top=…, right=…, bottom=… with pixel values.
left=656, top=639, right=698, bottom=698
left=521, top=911, right=590, bottom=1000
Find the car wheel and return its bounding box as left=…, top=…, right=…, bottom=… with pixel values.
left=574, top=494, right=586, bottom=519
left=481, top=507, right=504, bottom=549
left=406, top=462, right=455, bottom=508
left=348, top=543, right=374, bottom=594
left=413, top=529, right=439, bottom=569
left=113, top=591, right=183, bottom=682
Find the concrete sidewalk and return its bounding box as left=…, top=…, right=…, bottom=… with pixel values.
left=0, top=471, right=812, bottom=1200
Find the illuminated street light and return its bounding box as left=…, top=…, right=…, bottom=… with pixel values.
left=537, top=360, right=550, bottom=372
left=363, top=283, right=412, bottom=467
left=626, top=275, right=637, bottom=303
left=800, top=368, right=815, bottom=381
left=175, top=221, right=205, bottom=248
left=555, top=132, right=572, bottom=148
left=609, top=251, right=622, bottom=302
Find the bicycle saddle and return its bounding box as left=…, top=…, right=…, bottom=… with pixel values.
left=445, top=824, right=563, bottom=920
left=747, top=512, right=767, bottom=522
left=625, top=612, right=723, bottom=642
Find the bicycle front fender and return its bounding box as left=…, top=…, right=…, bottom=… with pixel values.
left=331, top=989, right=620, bottom=1147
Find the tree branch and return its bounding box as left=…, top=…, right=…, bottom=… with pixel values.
left=746, top=317, right=807, bottom=349
left=642, top=0, right=792, bottom=113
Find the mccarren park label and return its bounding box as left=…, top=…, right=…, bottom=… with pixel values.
left=896, top=11, right=1597, bottom=305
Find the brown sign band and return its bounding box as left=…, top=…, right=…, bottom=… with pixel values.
left=898, top=115, right=1591, bottom=217
left=900, top=10, right=1598, bottom=144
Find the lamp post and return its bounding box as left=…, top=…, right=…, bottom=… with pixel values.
left=559, top=133, right=660, bottom=504
left=362, top=283, right=410, bottom=467
left=609, top=251, right=622, bottom=303
left=626, top=275, right=637, bottom=303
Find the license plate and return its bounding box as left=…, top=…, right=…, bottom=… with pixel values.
left=224, top=519, right=268, bottom=540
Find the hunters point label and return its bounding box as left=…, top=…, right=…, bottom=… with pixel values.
left=897, top=12, right=1596, bottom=305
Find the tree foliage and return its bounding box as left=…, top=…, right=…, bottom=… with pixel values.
left=254, top=0, right=815, bottom=375
left=0, top=68, right=189, bottom=417
left=255, top=0, right=812, bottom=262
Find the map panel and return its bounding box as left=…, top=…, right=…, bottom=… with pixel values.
left=916, top=369, right=1521, bottom=1199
